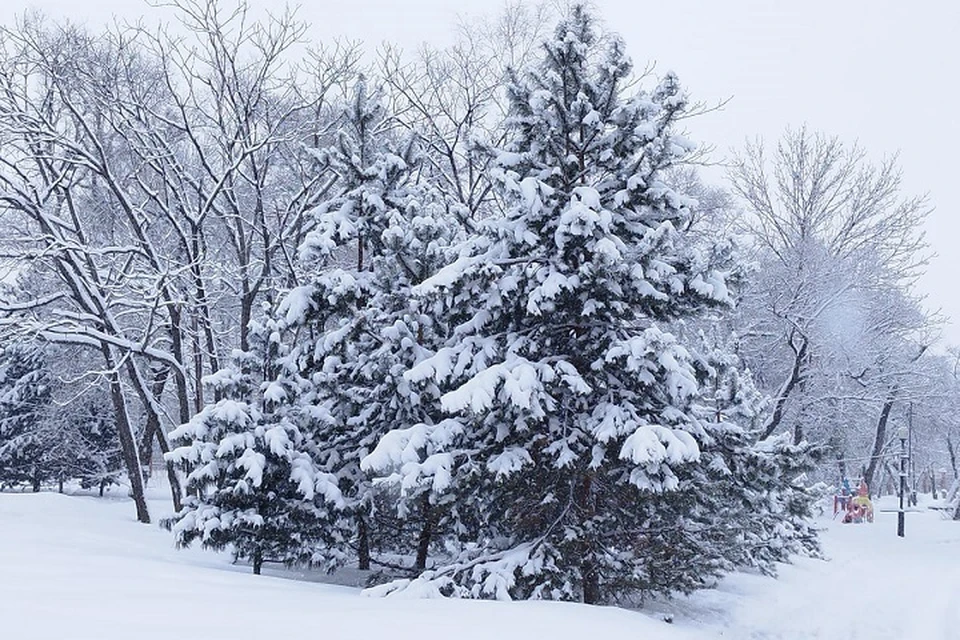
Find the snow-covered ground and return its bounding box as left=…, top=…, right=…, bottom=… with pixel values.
left=668, top=496, right=960, bottom=638
left=1, top=490, right=958, bottom=640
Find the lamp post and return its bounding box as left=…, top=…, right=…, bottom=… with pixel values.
left=898, top=426, right=908, bottom=538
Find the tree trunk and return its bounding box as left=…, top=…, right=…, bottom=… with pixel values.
left=167, top=306, right=192, bottom=427
left=189, top=223, right=220, bottom=379
left=948, top=478, right=960, bottom=504
left=101, top=346, right=150, bottom=524
left=574, top=473, right=600, bottom=605
left=582, top=565, right=600, bottom=605
left=357, top=515, right=370, bottom=571
left=863, top=395, right=895, bottom=496
left=948, top=435, right=958, bottom=480
left=761, top=333, right=807, bottom=440
left=124, top=360, right=183, bottom=512
left=239, top=288, right=253, bottom=354
left=191, top=314, right=204, bottom=415
left=137, top=367, right=169, bottom=470
left=253, top=548, right=263, bottom=575
left=415, top=494, right=433, bottom=571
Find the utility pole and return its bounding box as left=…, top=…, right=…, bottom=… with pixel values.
left=898, top=426, right=908, bottom=537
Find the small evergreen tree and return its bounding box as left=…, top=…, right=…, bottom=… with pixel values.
left=0, top=341, right=54, bottom=491
left=368, top=7, right=739, bottom=603
left=164, top=329, right=344, bottom=575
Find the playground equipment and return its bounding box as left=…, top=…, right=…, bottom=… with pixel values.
left=834, top=479, right=874, bottom=524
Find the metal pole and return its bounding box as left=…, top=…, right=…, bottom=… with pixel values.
left=908, top=403, right=916, bottom=506
left=898, top=434, right=906, bottom=537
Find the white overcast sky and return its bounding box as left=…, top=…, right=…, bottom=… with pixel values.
left=4, top=0, right=959, bottom=341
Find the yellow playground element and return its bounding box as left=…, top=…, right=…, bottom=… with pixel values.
left=835, top=479, right=874, bottom=524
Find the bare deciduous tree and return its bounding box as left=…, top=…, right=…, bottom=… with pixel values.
left=728, top=127, right=935, bottom=492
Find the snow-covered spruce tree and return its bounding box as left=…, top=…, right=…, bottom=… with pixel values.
left=164, top=325, right=344, bottom=575
left=0, top=341, right=54, bottom=491
left=275, top=76, right=460, bottom=571
left=366, top=7, right=737, bottom=604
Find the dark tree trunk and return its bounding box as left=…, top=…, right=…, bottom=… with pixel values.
left=189, top=223, right=220, bottom=379
left=357, top=515, right=370, bottom=571
left=948, top=435, right=958, bottom=480
left=99, top=479, right=107, bottom=497
left=167, top=306, right=192, bottom=427
left=761, top=332, right=807, bottom=440
left=574, top=473, right=600, bottom=605
left=253, top=548, right=263, bottom=575
left=582, top=563, right=600, bottom=605
left=239, top=288, right=254, bottom=353
left=191, top=314, right=204, bottom=415
left=863, top=395, right=895, bottom=496
left=101, top=346, right=150, bottom=524
left=124, top=361, right=183, bottom=513
left=137, top=367, right=169, bottom=470
left=57, top=474, right=63, bottom=494
left=32, top=472, right=41, bottom=493
left=415, top=494, right=433, bottom=571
